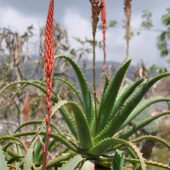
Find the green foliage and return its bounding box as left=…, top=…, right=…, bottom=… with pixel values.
left=23, top=148, right=33, bottom=170
left=109, top=20, right=118, bottom=28
left=97, top=58, right=131, bottom=131
left=1, top=0, right=170, bottom=169
left=58, top=155, right=83, bottom=170
left=112, top=150, right=125, bottom=170
left=157, top=8, right=170, bottom=57
left=141, top=10, right=153, bottom=30
left=1, top=56, right=170, bottom=169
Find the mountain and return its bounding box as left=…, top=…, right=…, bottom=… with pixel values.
left=70, top=60, right=136, bottom=85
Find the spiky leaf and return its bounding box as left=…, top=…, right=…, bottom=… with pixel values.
left=131, top=109, right=158, bottom=134
left=112, top=150, right=125, bottom=170
left=81, top=161, right=95, bottom=170
left=52, top=100, right=93, bottom=149
left=98, top=58, right=131, bottom=130
left=58, top=155, right=83, bottom=170
left=123, top=96, right=170, bottom=127
left=96, top=82, right=147, bottom=140
left=57, top=56, right=93, bottom=125
left=89, top=138, right=146, bottom=170
left=23, top=148, right=33, bottom=170
left=122, top=111, right=170, bottom=138
left=0, top=146, right=9, bottom=170
left=111, top=78, right=144, bottom=119
left=131, top=135, right=170, bottom=150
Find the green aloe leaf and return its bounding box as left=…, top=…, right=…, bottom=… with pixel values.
left=52, top=77, right=83, bottom=105
left=13, top=131, right=78, bottom=152
left=89, top=138, right=146, bottom=170
left=46, top=153, right=75, bottom=169
left=57, top=56, right=94, bottom=125
left=23, top=148, right=33, bottom=170
left=147, top=72, right=170, bottom=88
left=131, top=135, right=170, bottom=150
left=58, top=155, right=83, bottom=170
left=131, top=108, right=158, bottom=134
left=97, top=58, right=131, bottom=131
left=81, top=161, right=95, bottom=170
left=96, top=82, right=147, bottom=140
left=111, top=78, right=144, bottom=120
left=122, top=110, right=170, bottom=138
left=52, top=100, right=93, bottom=149
left=96, top=72, right=170, bottom=140
left=112, top=150, right=125, bottom=170
left=0, top=136, right=24, bottom=147
left=0, top=146, right=9, bottom=170
left=122, top=96, right=170, bottom=127
left=14, top=120, right=60, bottom=134
left=101, top=74, right=109, bottom=98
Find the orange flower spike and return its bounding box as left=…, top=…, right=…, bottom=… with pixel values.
left=101, top=0, right=107, bottom=73
left=23, top=95, right=29, bottom=149
left=42, top=0, right=54, bottom=169
left=24, top=95, right=29, bottom=123
left=45, top=0, right=54, bottom=127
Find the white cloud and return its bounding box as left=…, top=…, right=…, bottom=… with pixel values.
left=0, top=6, right=167, bottom=66
left=63, top=9, right=91, bottom=47
left=63, top=9, right=125, bottom=62
left=0, top=7, right=43, bottom=34
left=0, top=7, right=44, bottom=54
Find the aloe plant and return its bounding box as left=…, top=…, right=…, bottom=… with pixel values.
left=1, top=56, right=170, bottom=169
left=0, top=0, right=170, bottom=169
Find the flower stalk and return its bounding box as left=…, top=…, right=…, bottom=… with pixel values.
left=42, top=0, right=54, bottom=169
left=124, top=0, right=132, bottom=57
left=97, top=0, right=107, bottom=97
left=89, top=0, right=103, bottom=119
left=24, top=95, right=29, bottom=124
left=101, top=0, right=107, bottom=74
left=24, top=94, right=29, bottom=148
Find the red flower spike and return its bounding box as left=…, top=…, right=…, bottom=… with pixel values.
left=47, top=127, right=52, bottom=135
left=24, top=95, right=29, bottom=148
left=24, top=95, right=29, bottom=123
left=42, top=0, right=54, bottom=169
left=42, top=144, right=46, bottom=153
left=45, top=115, right=49, bottom=125
left=101, top=0, right=107, bottom=73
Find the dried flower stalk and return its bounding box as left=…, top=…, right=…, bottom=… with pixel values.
left=124, top=0, right=132, bottom=57
left=101, top=0, right=107, bottom=73
left=89, top=0, right=103, bottom=118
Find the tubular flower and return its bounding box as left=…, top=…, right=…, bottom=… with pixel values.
left=101, top=0, right=107, bottom=73
left=42, top=0, right=54, bottom=169
left=24, top=95, right=29, bottom=123
left=24, top=95, right=29, bottom=147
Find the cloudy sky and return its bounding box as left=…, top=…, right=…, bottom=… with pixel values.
left=0, top=0, right=169, bottom=66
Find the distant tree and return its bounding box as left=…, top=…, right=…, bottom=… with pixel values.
left=157, top=8, right=170, bottom=59
left=141, top=10, right=154, bottom=30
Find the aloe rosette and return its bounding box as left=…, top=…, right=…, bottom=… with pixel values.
left=1, top=56, right=170, bottom=169
left=0, top=0, right=170, bottom=169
